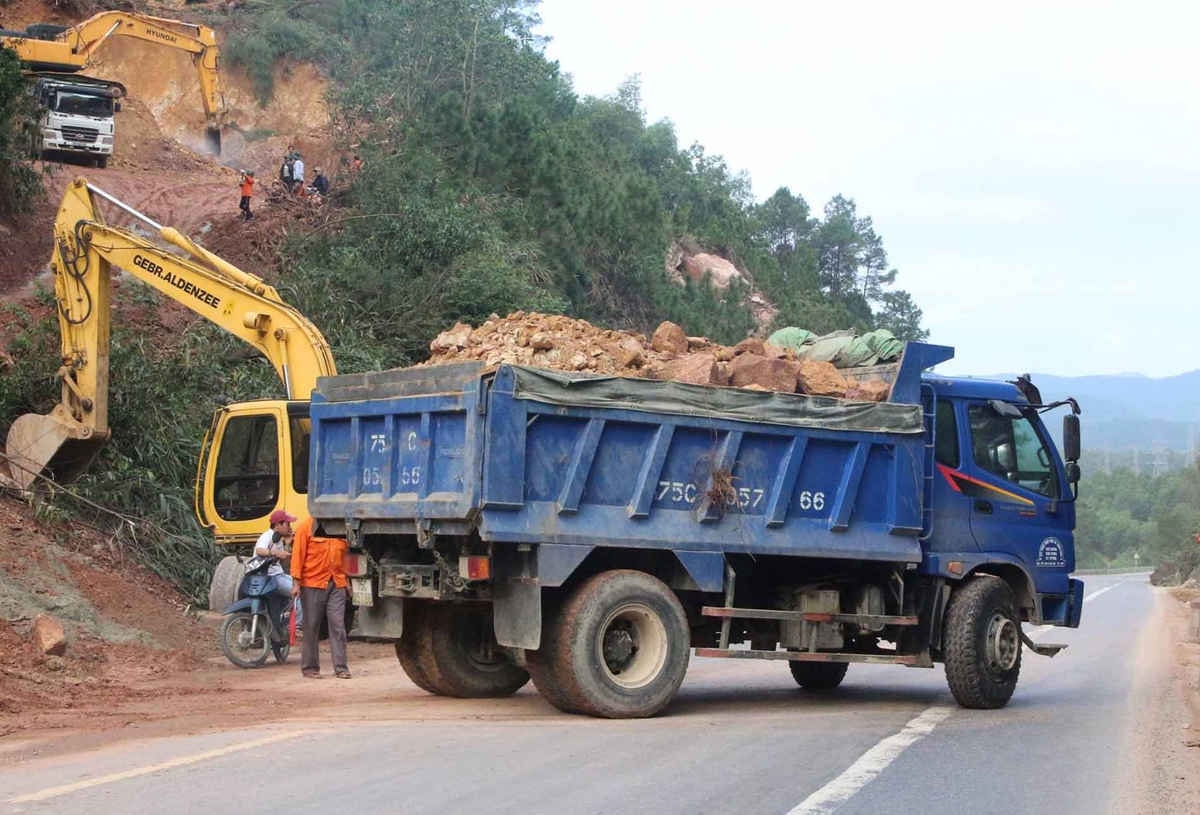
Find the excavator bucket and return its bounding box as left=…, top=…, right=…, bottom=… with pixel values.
left=0, top=412, right=106, bottom=492
left=205, top=126, right=221, bottom=156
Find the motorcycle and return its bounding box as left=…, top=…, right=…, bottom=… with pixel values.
left=219, top=555, right=296, bottom=668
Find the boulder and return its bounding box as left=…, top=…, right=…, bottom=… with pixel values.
left=430, top=322, right=473, bottom=352
left=729, top=353, right=798, bottom=393
left=714, top=361, right=732, bottom=386
left=656, top=354, right=720, bottom=386
left=616, top=337, right=645, bottom=368
left=650, top=321, right=689, bottom=355
left=681, top=253, right=743, bottom=289
left=32, top=614, right=67, bottom=656
left=846, top=379, right=891, bottom=402
left=795, top=359, right=849, bottom=397
left=733, top=337, right=766, bottom=357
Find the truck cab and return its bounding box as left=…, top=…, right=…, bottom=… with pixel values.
left=922, top=376, right=1083, bottom=628
left=29, top=76, right=122, bottom=167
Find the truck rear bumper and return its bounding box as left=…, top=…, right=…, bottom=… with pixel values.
left=1038, top=578, right=1085, bottom=628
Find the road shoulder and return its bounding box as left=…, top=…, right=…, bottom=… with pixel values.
left=1111, top=587, right=1200, bottom=814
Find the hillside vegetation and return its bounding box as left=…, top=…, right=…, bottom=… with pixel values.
left=4, top=0, right=924, bottom=599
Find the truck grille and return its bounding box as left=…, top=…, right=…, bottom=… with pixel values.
left=61, top=126, right=99, bottom=143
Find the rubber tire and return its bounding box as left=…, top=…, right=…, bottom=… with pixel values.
left=789, top=660, right=849, bottom=691
left=944, top=576, right=1022, bottom=709
left=208, top=555, right=242, bottom=611
left=395, top=604, right=442, bottom=694
left=96, top=155, right=108, bottom=169
left=220, top=612, right=270, bottom=668
left=527, top=617, right=581, bottom=714
left=412, top=605, right=530, bottom=698
left=548, top=570, right=690, bottom=719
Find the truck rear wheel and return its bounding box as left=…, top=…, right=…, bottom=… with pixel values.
left=527, top=610, right=581, bottom=714
left=394, top=603, right=440, bottom=693
left=548, top=569, right=690, bottom=718
left=411, top=605, right=529, bottom=698
left=944, top=575, right=1022, bottom=709
left=789, top=660, right=849, bottom=690
left=208, top=555, right=242, bottom=611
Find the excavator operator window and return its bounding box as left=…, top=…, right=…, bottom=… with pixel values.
left=212, top=414, right=280, bottom=521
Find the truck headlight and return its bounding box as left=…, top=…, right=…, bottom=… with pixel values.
left=100, top=136, right=113, bottom=145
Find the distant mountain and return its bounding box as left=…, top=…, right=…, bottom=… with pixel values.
left=976, top=370, right=1200, bottom=452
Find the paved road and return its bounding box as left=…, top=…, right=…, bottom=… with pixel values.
left=0, top=574, right=1165, bottom=814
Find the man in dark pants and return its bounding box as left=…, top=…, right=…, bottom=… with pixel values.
left=289, top=514, right=351, bottom=678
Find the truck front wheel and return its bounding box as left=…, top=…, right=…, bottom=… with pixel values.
left=944, top=575, right=1022, bottom=709
left=408, top=605, right=529, bottom=698
left=547, top=569, right=690, bottom=718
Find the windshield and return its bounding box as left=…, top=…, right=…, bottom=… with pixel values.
left=53, top=91, right=113, bottom=118
left=967, top=403, right=1059, bottom=498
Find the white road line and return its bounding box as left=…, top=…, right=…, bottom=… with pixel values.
left=785, top=706, right=955, bottom=815
left=7, top=730, right=309, bottom=804
left=1081, top=581, right=1123, bottom=605
left=789, top=577, right=1129, bottom=813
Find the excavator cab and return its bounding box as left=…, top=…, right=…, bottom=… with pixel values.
left=196, top=400, right=311, bottom=545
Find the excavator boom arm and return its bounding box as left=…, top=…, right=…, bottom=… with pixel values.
left=0, top=178, right=335, bottom=491
left=2, top=11, right=225, bottom=124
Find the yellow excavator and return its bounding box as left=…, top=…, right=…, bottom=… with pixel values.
left=1, top=179, right=335, bottom=602
left=1, top=10, right=226, bottom=152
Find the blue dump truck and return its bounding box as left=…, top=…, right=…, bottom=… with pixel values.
left=307, top=341, right=1083, bottom=718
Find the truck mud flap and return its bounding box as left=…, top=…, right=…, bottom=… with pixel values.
left=350, top=597, right=404, bottom=640
left=493, top=546, right=541, bottom=649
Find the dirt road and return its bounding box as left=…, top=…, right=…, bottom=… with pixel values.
left=1, top=575, right=1198, bottom=814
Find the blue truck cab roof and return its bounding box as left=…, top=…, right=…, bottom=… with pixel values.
left=922, top=375, right=1027, bottom=405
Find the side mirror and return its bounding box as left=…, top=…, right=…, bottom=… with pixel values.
left=1066, top=462, right=1081, bottom=484
left=1062, top=414, right=1080, bottom=462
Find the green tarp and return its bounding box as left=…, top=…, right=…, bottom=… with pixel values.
left=766, top=327, right=906, bottom=368
left=507, top=366, right=923, bottom=435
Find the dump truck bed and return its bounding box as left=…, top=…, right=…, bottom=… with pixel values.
left=308, top=343, right=954, bottom=564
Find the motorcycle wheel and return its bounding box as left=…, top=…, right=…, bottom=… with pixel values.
left=220, top=612, right=271, bottom=668
left=272, top=640, right=291, bottom=664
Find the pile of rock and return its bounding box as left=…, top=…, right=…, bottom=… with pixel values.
left=427, top=313, right=893, bottom=401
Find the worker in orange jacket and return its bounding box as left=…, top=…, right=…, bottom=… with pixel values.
left=290, top=515, right=350, bottom=678
left=238, top=170, right=255, bottom=221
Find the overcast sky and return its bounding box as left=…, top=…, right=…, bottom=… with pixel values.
left=537, top=1, right=1198, bottom=379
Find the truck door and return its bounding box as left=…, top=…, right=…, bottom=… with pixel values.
left=196, top=401, right=309, bottom=544
left=961, top=401, right=1072, bottom=594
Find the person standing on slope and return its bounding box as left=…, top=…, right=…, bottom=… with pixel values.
left=238, top=170, right=255, bottom=220
left=291, top=152, right=305, bottom=197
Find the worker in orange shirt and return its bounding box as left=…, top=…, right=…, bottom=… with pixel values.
left=290, top=514, right=351, bottom=678
left=238, top=170, right=255, bottom=221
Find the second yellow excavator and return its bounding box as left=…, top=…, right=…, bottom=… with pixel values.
left=1, top=10, right=226, bottom=154
left=1, top=178, right=336, bottom=561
